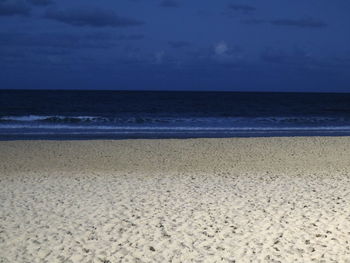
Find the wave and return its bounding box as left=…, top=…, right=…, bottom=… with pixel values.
left=0, top=115, right=110, bottom=123
left=2, top=119, right=350, bottom=139
left=3, top=125, right=350, bottom=140
left=1, top=115, right=350, bottom=126
left=0, top=115, right=190, bottom=124
left=2, top=124, right=350, bottom=131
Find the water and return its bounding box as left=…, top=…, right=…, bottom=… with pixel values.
left=1, top=90, right=350, bottom=140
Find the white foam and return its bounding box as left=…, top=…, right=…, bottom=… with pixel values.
left=1, top=124, right=350, bottom=131
left=0, top=115, right=106, bottom=122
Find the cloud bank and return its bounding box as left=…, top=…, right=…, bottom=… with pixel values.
left=45, top=8, right=145, bottom=27
left=243, top=18, right=327, bottom=28
left=270, top=18, right=327, bottom=28
left=27, top=0, right=52, bottom=6
left=0, top=0, right=30, bottom=16
left=159, top=0, right=180, bottom=8
left=228, top=4, right=256, bottom=13
left=168, top=41, right=191, bottom=48
left=0, top=32, right=144, bottom=50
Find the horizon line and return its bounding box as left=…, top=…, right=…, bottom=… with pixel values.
left=1, top=89, right=350, bottom=94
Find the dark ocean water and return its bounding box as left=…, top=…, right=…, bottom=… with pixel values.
left=1, top=90, right=350, bottom=140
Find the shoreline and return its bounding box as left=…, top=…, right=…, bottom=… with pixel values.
left=1, top=137, right=350, bottom=175
left=2, top=130, right=350, bottom=141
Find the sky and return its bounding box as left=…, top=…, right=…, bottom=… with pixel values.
left=0, top=0, right=350, bottom=92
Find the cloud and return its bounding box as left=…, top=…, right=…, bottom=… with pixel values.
left=45, top=8, right=145, bottom=27
left=184, top=47, right=245, bottom=70
left=84, top=32, right=144, bottom=42
left=262, top=47, right=309, bottom=61
left=270, top=18, right=327, bottom=28
left=227, top=4, right=256, bottom=13
left=261, top=48, right=350, bottom=70
left=0, top=48, right=27, bottom=60
left=241, top=18, right=266, bottom=25
left=0, top=0, right=30, bottom=16
left=186, top=42, right=243, bottom=64
left=168, top=41, right=191, bottom=48
left=0, top=32, right=140, bottom=50
left=206, top=42, right=245, bottom=68
left=155, top=51, right=165, bottom=64
left=261, top=47, right=320, bottom=69
left=127, top=34, right=145, bottom=40
left=159, top=0, right=180, bottom=8
left=330, top=58, right=350, bottom=69
left=214, top=42, right=229, bottom=56
left=0, top=31, right=144, bottom=68
left=27, top=0, right=52, bottom=6
left=242, top=17, right=327, bottom=28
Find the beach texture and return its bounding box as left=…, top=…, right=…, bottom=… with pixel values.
left=1, top=137, right=350, bottom=262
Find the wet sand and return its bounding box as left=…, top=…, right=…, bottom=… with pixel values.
left=1, top=137, right=350, bottom=262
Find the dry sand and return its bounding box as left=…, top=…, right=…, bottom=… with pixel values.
left=1, top=137, right=350, bottom=262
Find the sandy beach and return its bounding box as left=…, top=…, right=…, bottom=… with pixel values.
left=1, top=137, right=350, bottom=262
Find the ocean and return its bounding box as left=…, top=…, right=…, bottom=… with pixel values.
left=1, top=90, right=350, bottom=140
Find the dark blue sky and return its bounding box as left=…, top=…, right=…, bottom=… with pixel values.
left=1, top=0, right=350, bottom=92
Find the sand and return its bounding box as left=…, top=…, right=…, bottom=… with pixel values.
left=1, top=137, right=350, bottom=262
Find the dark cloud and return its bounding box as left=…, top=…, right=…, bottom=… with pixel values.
left=262, top=48, right=350, bottom=70
left=0, top=32, right=120, bottom=68
left=227, top=4, right=256, bottom=13
left=242, top=18, right=327, bottom=28
left=261, top=48, right=313, bottom=66
left=259, top=48, right=350, bottom=69
left=27, top=0, right=52, bottom=6
left=159, top=0, right=180, bottom=8
left=117, top=34, right=145, bottom=41
left=330, top=58, right=350, bottom=69
left=241, top=18, right=266, bottom=25
left=0, top=32, right=126, bottom=49
left=30, top=48, right=71, bottom=56
left=168, top=41, right=191, bottom=48
left=44, top=8, right=145, bottom=27
left=0, top=31, right=146, bottom=66
left=84, top=32, right=144, bottom=42
left=270, top=18, right=327, bottom=28
left=123, top=45, right=141, bottom=53
left=223, top=4, right=256, bottom=18
left=0, top=0, right=30, bottom=16
left=0, top=48, right=27, bottom=60
left=179, top=44, right=246, bottom=70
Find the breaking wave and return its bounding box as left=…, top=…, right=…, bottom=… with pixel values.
left=1, top=115, right=350, bottom=126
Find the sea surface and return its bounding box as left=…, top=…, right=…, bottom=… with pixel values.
left=1, top=90, right=350, bottom=140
